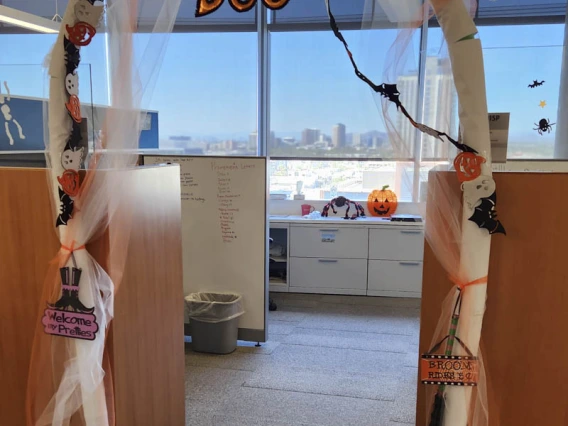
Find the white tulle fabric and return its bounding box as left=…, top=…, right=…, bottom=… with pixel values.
left=32, top=0, right=181, bottom=425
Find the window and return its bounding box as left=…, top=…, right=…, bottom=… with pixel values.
left=146, top=32, right=257, bottom=155
left=268, top=0, right=421, bottom=200
left=426, top=19, right=566, bottom=160
left=2, top=0, right=567, bottom=198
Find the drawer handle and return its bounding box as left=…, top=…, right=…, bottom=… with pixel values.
left=399, top=261, right=421, bottom=266
left=320, top=229, right=339, bottom=232
left=400, top=230, right=422, bottom=235
left=318, top=259, right=338, bottom=263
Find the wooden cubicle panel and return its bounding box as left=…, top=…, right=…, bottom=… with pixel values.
left=0, top=167, right=60, bottom=426
left=0, top=166, right=184, bottom=426
left=417, top=172, right=568, bottom=425
left=109, top=165, right=185, bottom=426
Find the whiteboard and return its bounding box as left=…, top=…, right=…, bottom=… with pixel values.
left=143, top=155, right=267, bottom=340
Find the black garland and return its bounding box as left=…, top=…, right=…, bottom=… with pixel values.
left=325, top=0, right=477, bottom=154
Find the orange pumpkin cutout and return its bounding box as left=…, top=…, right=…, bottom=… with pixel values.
left=368, top=185, right=398, bottom=217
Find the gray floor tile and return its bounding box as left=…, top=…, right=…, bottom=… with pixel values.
left=244, top=365, right=399, bottom=401
left=297, top=312, right=419, bottom=336
left=284, top=327, right=418, bottom=353
left=268, top=322, right=297, bottom=335
left=185, top=366, right=251, bottom=402
left=186, top=348, right=270, bottom=372
left=213, top=386, right=398, bottom=426
left=211, top=414, right=323, bottom=426
left=269, top=343, right=406, bottom=375
left=269, top=309, right=311, bottom=323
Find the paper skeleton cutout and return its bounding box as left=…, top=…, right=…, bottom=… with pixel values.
left=534, top=118, right=555, bottom=135
left=462, top=176, right=496, bottom=210
left=61, top=147, right=84, bottom=170
left=65, top=73, right=79, bottom=96
left=468, top=191, right=506, bottom=235
left=0, top=81, right=25, bottom=145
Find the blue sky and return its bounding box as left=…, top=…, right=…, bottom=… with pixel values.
left=0, top=23, right=564, bottom=145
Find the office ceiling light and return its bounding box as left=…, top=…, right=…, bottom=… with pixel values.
left=0, top=5, right=60, bottom=34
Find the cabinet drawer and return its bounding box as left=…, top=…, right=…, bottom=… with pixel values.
left=369, top=228, right=424, bottom=261
left=290, top=226, right=368, bottom=259
left=290, top=257, right=367, bottom=290
left=367, top=260, right=423, bottom=294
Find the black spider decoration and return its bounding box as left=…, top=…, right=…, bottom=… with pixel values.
left=49, top=267, right=95, bottom=313
left=321, top=196, right=366, bottom=220
left=534, top=118, right=555, bottom=135
left=528, top=80, right=545, bottom=89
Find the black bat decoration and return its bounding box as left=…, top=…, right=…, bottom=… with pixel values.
left=380, top=83, right=402, bottom=108
left=64, top=37, right=81, bottom=75
left=65, top=120, right=84, bottom=151
left=468, top=191, right=506, bottom=235
left=528, top=80, right=545, bottom=89
left=56, top=187, right=74, bottom=227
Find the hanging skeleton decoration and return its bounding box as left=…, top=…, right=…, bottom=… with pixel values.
left=0, top=81, right=26, bottom=146
left=321, top=196, right=366, bottom=220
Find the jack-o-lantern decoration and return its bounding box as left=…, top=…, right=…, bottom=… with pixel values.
left=454, top=152, right=486, bottom=183
left=368, top=185, right=398, bottom=217
left=58, top=170, right=81, bottom=197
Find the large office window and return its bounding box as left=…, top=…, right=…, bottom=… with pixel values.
left=148, top=32, right=257, bottom=155
left=267, top=0, right=421, bottom=201
left=1, top=0, right=566, bottom=198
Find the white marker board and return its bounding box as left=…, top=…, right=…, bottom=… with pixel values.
left=143, top=155, right=267, bottom=341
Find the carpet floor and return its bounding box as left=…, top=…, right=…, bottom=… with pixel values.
left=185, top=293, right=421, bottom=426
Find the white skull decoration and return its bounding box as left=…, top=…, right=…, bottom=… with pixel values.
left=462, top=175, right=496, bottom=210
left=65, top=73, right=79, bottom=96
left=61, top=147, right=84, bottom=170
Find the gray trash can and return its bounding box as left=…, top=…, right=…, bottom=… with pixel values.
left=185, top=292, right=244, bottom=354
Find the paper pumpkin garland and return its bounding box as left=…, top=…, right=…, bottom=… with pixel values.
left=367, top=185, right=398, bottom=217
left=453, top=152, right=485, bottom=183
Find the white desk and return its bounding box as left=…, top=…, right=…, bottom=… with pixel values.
left=269, top=216, right=424, bottom=298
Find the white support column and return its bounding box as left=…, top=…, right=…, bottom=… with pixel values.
left=554, top=8, right=568, bottom=158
